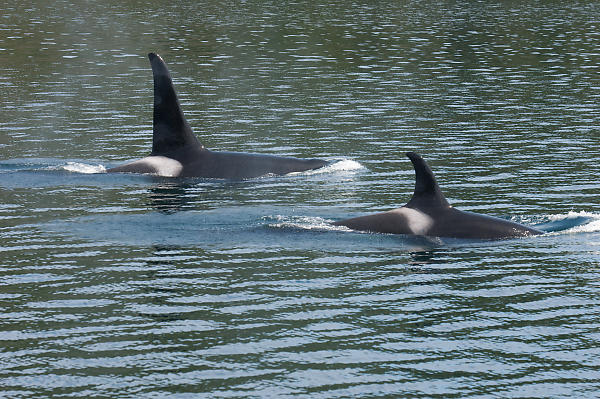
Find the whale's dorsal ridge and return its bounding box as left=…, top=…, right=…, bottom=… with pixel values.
left=405, top=151, right=450, bottom=210
left=148, top=52, right=201, bottom=155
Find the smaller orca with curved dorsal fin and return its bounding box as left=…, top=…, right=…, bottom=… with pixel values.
left=333, top=152, right=543, bottom=240
left=107, top=53, right=328, bottom=178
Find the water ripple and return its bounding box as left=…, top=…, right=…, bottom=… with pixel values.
left=2, top=0, right=600, bottom=398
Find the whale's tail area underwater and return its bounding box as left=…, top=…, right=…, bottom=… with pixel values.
left=334, top=152, right=543, bottom=240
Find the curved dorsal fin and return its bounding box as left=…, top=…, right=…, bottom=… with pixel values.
left=148, top=53, right=201, bottom=155
left=405, top=152, right=450, bottom=209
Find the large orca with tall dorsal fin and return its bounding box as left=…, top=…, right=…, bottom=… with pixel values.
left=333, top=152, right=543, bottom=240
left=107, top=53, right=328, bottom=178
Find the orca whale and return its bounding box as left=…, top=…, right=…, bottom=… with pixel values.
left=107, top=53, right=328, bottom=178
left=334, top=152, right=543, bottom=240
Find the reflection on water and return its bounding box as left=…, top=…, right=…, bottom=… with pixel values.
left=409, top=249, right=440, bottom=265
left=2, top=0, right=600, bottom=398
left=147, top=182, right=192, bottom=214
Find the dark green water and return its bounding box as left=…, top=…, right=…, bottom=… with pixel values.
left=1, top=1, right=600, bottom=398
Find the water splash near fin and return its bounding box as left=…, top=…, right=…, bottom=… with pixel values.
left=61, top=162, right=107, bottom=174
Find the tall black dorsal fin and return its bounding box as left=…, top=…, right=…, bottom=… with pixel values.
left=148, top=53, right=201, bottom=155
left=405, top=152, right=450, bottom=209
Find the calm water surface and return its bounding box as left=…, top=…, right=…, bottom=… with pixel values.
left=1, top=1, right=600, bottom=398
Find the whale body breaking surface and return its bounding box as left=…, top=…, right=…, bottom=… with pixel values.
left=334, top=152, right=544, bottom=240
left=107, top=53, right=328, bottom=179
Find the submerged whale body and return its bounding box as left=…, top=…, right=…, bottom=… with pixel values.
left=108, top=53, right=328, bottom=178
left=334, top=152, right=543, bottom=240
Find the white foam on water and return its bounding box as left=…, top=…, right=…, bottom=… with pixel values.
left=288, top=159, right=365, bottom=176
left=322, top=159, right=364, bottom=173
left=61, top=162, right=107, bottom=174
left=266, top=215, right=347, bottom=232
left=563, top=217, right=600, bottom=234
left=545, top=211, right=600, bottom=234
left=546, top=210, right=599, bottom=221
